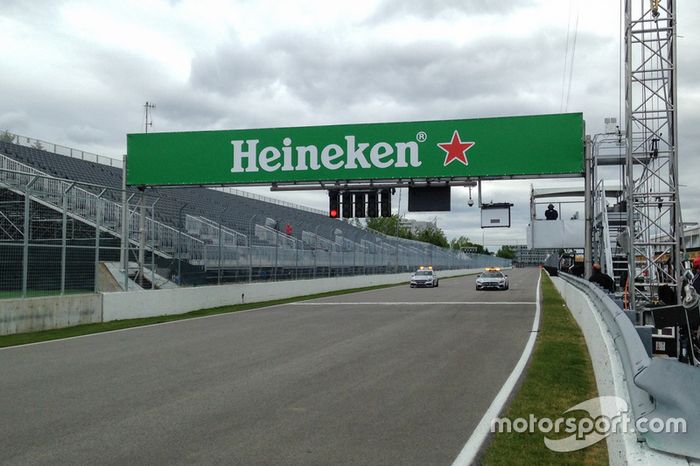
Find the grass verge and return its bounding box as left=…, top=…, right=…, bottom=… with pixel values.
left=480, top=271, right=608, bottom=465
left=0, top=273, right=477, bottom=348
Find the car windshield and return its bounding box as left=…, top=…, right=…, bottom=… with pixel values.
left=415, top=270, right=433, bottom=276
left=481, top=272, right=503, bottom=278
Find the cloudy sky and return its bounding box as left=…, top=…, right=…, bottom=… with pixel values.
left=2, top=0, right=699, bottom=250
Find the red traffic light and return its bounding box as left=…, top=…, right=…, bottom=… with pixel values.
left=329, top=190, right=340, bottom=218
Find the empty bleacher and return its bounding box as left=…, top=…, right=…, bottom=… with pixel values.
left=0, top=137, right=501, bottom=290
left=0, top=140, right=368, bottom=245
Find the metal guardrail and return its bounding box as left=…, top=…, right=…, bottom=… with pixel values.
left=2, top=131, right=123, bottom=168
left=559, top=272, right=700, bottom=459
left=0, top=153, right=205, bottom=260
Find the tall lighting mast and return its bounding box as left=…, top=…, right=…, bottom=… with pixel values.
left=624, top=0, right=681, bottom=309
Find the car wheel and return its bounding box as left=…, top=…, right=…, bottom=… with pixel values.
left=410, top=284, right=415, bottom=288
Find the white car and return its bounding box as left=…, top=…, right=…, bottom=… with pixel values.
left=475, top=268, right=509, bottom=290
left=410, top=268, right=439, bottom=288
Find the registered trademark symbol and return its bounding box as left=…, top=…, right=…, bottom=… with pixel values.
left=416, top=131, right=427, bottom=142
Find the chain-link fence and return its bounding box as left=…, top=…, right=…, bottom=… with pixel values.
left=0, top=156, right=510, bottom=297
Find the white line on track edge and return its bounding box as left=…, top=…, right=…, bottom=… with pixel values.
left=0, top=301, right=295, bottom=352
left=0, top=278, right=425, bottom=351
left=288, top=302, right=536, bottom=306
left=451, top=273, right=542, bottom=466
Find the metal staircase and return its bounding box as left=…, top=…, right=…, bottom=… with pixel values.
left=592, top=180, right=631, bottom=289
left=0, top=152, right=205, bottom=261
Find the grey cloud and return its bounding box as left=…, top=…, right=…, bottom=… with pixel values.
left=65, top=125, right=107, bottom=143
left=189, top=28, right=608, bottom=122
left=367, top=0, right=534, bottom=22
left=0, top=1, right=65, bottom=19
left=0, top=111, right=30, bottom=133
left=3, top=0, right=699, bottom=252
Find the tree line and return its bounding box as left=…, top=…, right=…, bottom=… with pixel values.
left=364, top=215, right=515, bottom=259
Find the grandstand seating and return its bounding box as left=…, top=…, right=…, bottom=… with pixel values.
left=1, top=137, right=503, bottom=292
left=0, top=140, right=371, bottom=246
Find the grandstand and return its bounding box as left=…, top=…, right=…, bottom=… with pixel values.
left=0, top=135, right=501, bottom=293
left=0, top=139, right=362, bottom=241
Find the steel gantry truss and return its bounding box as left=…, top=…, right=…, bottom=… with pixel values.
left=625, top=0, right=681, bottom=309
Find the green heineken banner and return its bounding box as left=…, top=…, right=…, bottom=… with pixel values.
left=126, top=113, right=584, bottom=186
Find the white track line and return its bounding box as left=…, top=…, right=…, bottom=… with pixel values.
left=0, top=300, right=531, bottom=352
left=451, top=273, right=542, bottom=466
left=288, top=302, right=536, bottom=306
left=0, top=301, right=295, bottom=352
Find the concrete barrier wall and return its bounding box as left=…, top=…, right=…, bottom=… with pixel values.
left=0, top=294, right=103, bottom=336
left=102, top=269, right=481, bottom=322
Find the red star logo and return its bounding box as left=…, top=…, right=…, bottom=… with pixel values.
left=437, top=130, right=475, bottom=167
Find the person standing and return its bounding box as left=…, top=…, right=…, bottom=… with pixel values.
left=545, top=203, right=559, bottom=220
left=589, top=263, right=615, bottom=292
left=691, top=257, right=700, bottom=294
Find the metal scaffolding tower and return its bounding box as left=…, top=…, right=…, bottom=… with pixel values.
left=624, top=0, right=681, bottom=309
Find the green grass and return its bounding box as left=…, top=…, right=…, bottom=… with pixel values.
left=480, top=271, right=608, bottom=466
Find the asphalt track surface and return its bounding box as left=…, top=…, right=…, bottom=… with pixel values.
left=0, top=268, right=539, bottom=465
